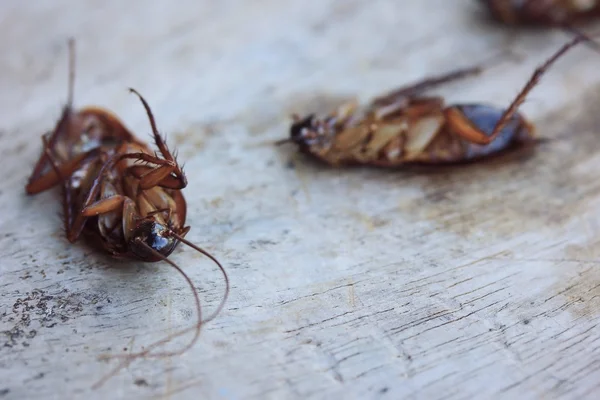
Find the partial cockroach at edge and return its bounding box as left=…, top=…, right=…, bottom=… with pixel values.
left=277, top=36, right=587, bottom=168
left=480, top=0, right=600, bottom=26
left=25, top=39, right=229, bottom=388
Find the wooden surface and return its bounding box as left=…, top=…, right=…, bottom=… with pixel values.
left=2, top=1, right=600, bottom=399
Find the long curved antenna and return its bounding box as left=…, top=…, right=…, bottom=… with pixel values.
left=67, top=38, right=76, bottom=108
left=275, top=138, right=294, bottom=146
left=170, top=231, right=230, bottom=323
left=92, top=241, right=203, bottom=389
left=128, top=88, right=174, bottom=161
left=92, top=237, right=229, bottom=389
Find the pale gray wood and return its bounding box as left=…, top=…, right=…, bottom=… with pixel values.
left=2, top=1, right=600, bottom=399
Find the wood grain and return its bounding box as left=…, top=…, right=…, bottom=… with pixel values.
left=2, top=1, right=600, bottom=399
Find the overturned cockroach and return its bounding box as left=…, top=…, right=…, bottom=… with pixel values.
left=278, top=36, right=586, bottom=167
left=481, top=0, right=600, bottom=26
left=25, top=39, right=229, bottom=387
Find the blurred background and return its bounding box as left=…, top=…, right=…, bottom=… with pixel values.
left=2, top=1, right=600, bottom=399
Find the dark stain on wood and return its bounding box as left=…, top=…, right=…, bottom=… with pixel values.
left=1, top=288, right=111, bottom=348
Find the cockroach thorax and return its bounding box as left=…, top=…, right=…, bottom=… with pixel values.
left=129, top=219, right=178, bottom=262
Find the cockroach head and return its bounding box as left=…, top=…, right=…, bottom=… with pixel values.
left=290, top=113, right=332, bottom=148
left=129, top=219, right=178, bottom=262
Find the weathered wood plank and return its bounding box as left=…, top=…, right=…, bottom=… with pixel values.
left=2, top=1, right=600, bottom=399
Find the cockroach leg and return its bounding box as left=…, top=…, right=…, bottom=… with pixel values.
left=83, top=197, right=170, bottom=219
left=121, top=197, right=137, bottom=242
left=103, top=150, right=185, bottom=191
left=26, top=148, right=100, bottom=194
left=562, top=25, right=600, bottom=53
left=126, top=153, right=183, bottom=191
left=372, top=49, right=521, bottom=108
left=27, top=39, right=229, bottom=389
left=40, top=136, right=66, bottom=182
left=446, top=35, right=587, bottom=146
left=26, top=135, right=65, bottom=194
left=66, top=151, right=143, bottom=242
left=68, top=147, right=182, bottom=241
left=137, top=162, right=181, bottom=190
left=372, top=65, right=484, bottom=107
left=128, top=88, right=187, bottom=189
left=29, top=141, right=104, bottom=243
left=65, top=153, right=122, bottom=242
left=81, top=195, right=127, bottom=217
left=126, top=165, right=185, bottom=190
left=26, top=112, right=71, bottom=189
left=37, top=136, right=75, bottom=235
left=128, top=88, right=173, bottom=161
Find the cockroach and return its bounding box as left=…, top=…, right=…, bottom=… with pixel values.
left=277, top=36, right=587, bottom=167
left=25, top=39, right=229, bottom=387
left=481, top=0, right=600, bottom=26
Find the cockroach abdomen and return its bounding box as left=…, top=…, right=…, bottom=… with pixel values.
left=456, top=104, right=533, bottom=159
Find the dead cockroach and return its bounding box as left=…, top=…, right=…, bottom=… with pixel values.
left=25, top=39, right=229, bottom=387
left=480, top=0, right=600, bottom=26
left=277, top=36, right=586, bottom=167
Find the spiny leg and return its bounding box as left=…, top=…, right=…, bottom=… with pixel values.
left=80, top=195, right=127, bottom=217
left=69, top=151, right=177, bottom=241
left=32, top=136, right=104, bottom=244
left=27, top=146, right=105, bottom=243
left=66, top=152, right=127, bottom=242
left=128, top=88, right=174, bottom=161
left=119, top=151, right=183, bottom=190
left=27, top=113, right=72, bottom=187
left=129, top=153, right=182, bottom=190
left=38, top=136, right=74, bottom=237
left=127, top=165, right=185, bottom=190
left=445, top=35, right=587, bottom=145
left=136, top=162, right=180, bottom=190
left=121, top=89, right=187, bottom=189
left=372, top=48, right=520, bottom=107
left=26, top=147, right=100, bottom=194
left=36, top=137, right=101, bottom=244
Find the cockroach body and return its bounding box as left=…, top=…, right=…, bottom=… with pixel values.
left=25, top=40, right=228, bottom=388
left=481, top=0, right=600, bottom=26
left=281, top=36, right=586, bottom=167
left=288, top=99, right=533, bottom=167
left=25, top=40, right=194, bottom=267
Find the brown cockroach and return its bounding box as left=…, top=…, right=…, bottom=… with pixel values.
left=25, top=39, right=229, bottom=387
left=481, top=0, right=600, bottom=26
left=277, top=36, right=587, bottom=167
